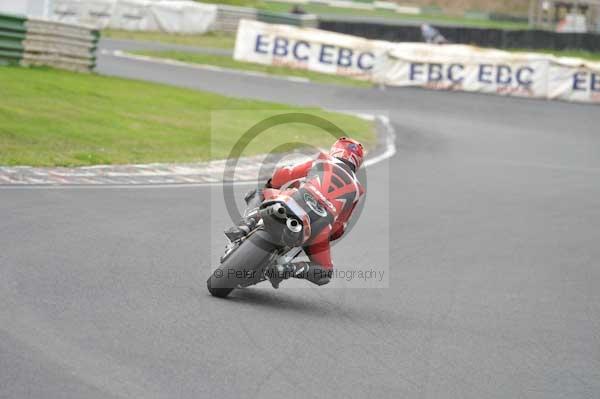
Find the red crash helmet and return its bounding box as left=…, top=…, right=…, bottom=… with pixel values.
left=329, top=137, right=364, bottom=170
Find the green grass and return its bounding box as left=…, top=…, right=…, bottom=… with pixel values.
left=185, top=0, right=528, bottom=29
left=202, top=0, right=263, bottom=6
left=0, top=67, right=374, bottom=167
left=102, top=29, right=236, bottom=49
left=133, top=50, right=373, bottom=88
left=260, top=1, right=530, bottom=30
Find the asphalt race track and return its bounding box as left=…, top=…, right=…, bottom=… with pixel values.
left=1, top=41, right=600, bottom=399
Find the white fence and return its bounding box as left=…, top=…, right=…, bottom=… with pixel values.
left=234, top=20, right=600, bottom=104
left=49, top=1, right=315, bottom=34
left=52, top=0, right=217, bottom=33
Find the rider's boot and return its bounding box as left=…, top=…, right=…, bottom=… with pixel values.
left=267, top=262, right=332, bottom=288
left=266, top=263, right=295, bottom=289
left=224, top=217, right=257, bottom=242
left=224, top=189, right=262, bottom=242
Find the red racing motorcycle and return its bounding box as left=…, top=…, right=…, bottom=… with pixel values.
left=207, top=179, right=332, bottom=298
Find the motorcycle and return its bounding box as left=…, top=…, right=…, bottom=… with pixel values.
left=207, top=178, right=333, bottom=298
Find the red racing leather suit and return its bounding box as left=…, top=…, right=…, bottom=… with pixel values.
left=269, top=152, right=365, bottom=269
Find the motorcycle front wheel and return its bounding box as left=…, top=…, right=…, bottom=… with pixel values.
left=207, top=229, right=278, bottom=298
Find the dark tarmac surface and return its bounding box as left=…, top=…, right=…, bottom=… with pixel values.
left=1, top=40, right=599, bottom=399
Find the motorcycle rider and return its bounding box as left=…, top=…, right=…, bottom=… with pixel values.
left=224, top=137, right=365, bottom=288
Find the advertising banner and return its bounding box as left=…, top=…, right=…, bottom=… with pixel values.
left=375, top=43, right=551, bottom=99
left=234, top=19, right=393, bottom=80
left=234, top=20, right=599, bottom=104
left=547, top=58, right=600, bottom=103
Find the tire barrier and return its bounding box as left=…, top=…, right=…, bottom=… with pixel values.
left=215, top=5, right=318, bottom=33
left=0, top=12, right=99, bottom=72
left=0, top=13, right=27, bottom=65
left=215, top=5, right=257, bottom=33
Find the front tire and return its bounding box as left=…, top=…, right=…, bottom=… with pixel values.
left=206, top=276, right=233, bottom=298
left=207, top=229, right=277, bottom=298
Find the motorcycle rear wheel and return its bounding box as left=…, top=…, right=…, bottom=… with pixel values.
left=207, top=229, right=277, bottom=298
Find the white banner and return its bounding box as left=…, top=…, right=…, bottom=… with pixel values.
left=548, top=58, right=600, bottom=103
left=233, top=21, right=599, bottom=104
left=375, top=43, right=551, bottom=99
left=234, top=19, right=393, bottom=80
left=376, top=43, right=600, bottom=104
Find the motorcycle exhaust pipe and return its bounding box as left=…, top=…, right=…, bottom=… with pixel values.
left=286, top=217, right=302, bottom=233
left=275, top=204, right=286, bottom=218
left=259, top=203, right=287, bottom=219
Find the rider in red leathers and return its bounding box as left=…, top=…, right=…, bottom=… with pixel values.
left=225, top=137, right=365, bottom=287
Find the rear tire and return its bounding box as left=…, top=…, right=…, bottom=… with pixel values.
left=207, top=229, right=278, bottom=298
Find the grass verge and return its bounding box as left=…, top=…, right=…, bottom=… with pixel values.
left=0, top=67, right=375, bottom=167
left=260, top=1, right=530, bottom=30
left=102, top=29, right=236, bottom=49
left=102, top=29, right=600, bottom=63
left=132, top=50, right=373, bottom=88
